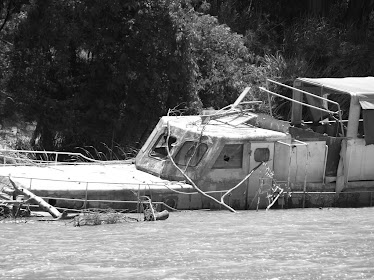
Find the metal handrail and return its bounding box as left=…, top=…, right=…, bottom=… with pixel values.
left=260, top=79, right=346, bottom=136
left=259, top=87, right=336, bottom=114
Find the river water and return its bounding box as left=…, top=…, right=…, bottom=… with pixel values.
left=1, top=207, right=373, bottom=280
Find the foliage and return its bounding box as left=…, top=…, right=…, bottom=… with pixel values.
left=174, top=1, right=286, bottom=110
left=0, top=0, right=29, bottom=121
left=196, top=0, right=374, bottom=118
left=186, top=12, right=256, bottom=108
left=2, top=0, right=374, bottom=152
left=7, top=0, right=200, bottom=153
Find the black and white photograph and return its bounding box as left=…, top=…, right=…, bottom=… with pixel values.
left=1, top=1, right=373, bottom=279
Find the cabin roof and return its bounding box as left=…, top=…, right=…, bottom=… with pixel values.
left=165, top=115, right=289, bottom=141
left=297, top=77, right=374, bottom=109
left=298, top=77, right=374, bottom=96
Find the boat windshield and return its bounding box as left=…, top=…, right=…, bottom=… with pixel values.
left=174, top=141, right=208, bottom=167
left=150, top=134, right=177, bottom=159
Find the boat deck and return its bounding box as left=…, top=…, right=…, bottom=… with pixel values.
left=0, top=162, right=192, bottom=192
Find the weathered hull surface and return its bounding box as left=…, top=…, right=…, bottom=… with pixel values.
left=0, top=163, right=199, bottom=211
left=1, top=163, right=373, bottom=211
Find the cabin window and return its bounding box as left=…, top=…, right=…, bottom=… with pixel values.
left=254, top=148, right=270, bottom=162
left=150, top=134, right=177, bottom=159
left=174, top=141, right=208, bottom=167
left=212, top=144, right=243, bottom=169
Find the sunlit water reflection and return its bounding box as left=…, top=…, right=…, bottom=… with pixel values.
left=1, top=208, right=374, bottom=279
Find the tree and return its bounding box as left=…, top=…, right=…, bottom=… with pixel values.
left=8, top=0, right=200, bottom=154
left=345, top=0, right=374, bottom=41
left=173, top=1, right=260, bottom=109
left=0, top=0, right=29, bottom=120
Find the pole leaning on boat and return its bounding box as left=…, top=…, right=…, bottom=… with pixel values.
left=9, top=177, right=63, bottom=219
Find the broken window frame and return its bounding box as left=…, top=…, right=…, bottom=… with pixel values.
left=149, top=133, right=177, bottom=160
left=212, top=144, right=243, bottom=169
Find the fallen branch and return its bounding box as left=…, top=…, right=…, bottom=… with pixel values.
left=221, top=162, right=263, bottom=205
left=9, top=177, right=62, bottom=219
left=165, top=121, right=237, bottom=213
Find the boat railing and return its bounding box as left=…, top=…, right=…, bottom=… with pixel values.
left=0, top=149, right=125, bottom=165
left=259, top=79, right=345, bottom=136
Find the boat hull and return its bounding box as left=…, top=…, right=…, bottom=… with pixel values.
left=1, top=163, right=373, bottom=211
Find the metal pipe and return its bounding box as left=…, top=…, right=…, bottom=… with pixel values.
left=84, top=182, right=89, bottom=209
left=232, top=87, right=251, bottom=108
left=303, top=145, right=309, bottom=208
left=346, top=140, right=353, bottom=185
left=337, top=106, right=345, bottom=137
left=266, top=79, right=273, bottom=117
left=238, top=101, right=262, bottom=105
left=323, top=145, right=328, bottom=184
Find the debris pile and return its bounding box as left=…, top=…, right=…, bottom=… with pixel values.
left=72, top=209, right=139, bottom=226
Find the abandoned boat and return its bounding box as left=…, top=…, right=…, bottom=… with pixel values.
left=1, top=77, right=374, bottom=211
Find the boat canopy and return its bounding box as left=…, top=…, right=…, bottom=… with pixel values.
left=296, top=77, right=374, bottom=144
left=297, top=77, right=374, bottom=109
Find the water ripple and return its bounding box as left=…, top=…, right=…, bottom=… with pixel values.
left=1, top=208, right=374, bottom=279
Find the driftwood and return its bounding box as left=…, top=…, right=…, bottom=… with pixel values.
left=9, top=177, right=62, bottom=219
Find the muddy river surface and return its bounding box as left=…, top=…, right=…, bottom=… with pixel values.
left=1, top=207, right=374, bottom=280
